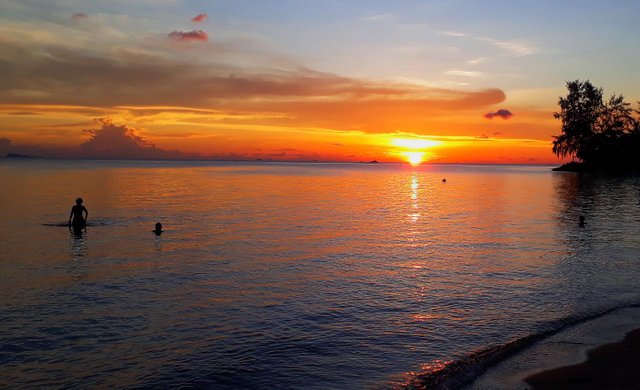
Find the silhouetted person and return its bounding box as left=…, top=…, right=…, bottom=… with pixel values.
left=579, top=215, right=585, bottom=227
left=69, top=197, right=88, bottom=231
left=442, top=178, right=447, bottom=183
left=153, top=222, right=163, bottom=236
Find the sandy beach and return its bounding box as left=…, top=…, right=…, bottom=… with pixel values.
left=525, top=327, right=640, bottom=389
left=465, top=306, right=640, bottom=390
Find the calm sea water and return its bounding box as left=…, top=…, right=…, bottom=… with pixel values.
left=1, top=160, right=640, bottom=389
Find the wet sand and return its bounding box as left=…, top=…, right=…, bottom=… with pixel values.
left=465, top=306, right=640, bottom=390
left=525, top=327, right=640, bottom=389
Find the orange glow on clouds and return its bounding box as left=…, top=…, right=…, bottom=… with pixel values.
left=0, top=1, right=613, bottom=165
left=0, top=104, right=561, bottom=164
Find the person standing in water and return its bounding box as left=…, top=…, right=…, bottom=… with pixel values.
left=153, top=222, right=163, bottom=236
left=68, top=197, right=88, bottom=230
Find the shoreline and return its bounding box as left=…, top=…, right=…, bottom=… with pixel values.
left=525, top=327, right=640, bottom=389
left=464, top=306, right=640, bottom=389
left=553, top=161, right=640, bottom=174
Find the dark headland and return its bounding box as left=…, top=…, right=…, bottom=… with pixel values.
left=4, top=153, right=39, bottom=159
left=552, top=161, right=640, bottom=173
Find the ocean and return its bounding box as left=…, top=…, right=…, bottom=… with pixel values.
left=1, top=159, right=639, bottom=389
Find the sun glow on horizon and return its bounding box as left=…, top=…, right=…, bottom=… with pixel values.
left=391, top=138, right=442, bottom=166
left=392, top=138, right=442, bottom=149
left=404, top=151, right=427, bottom=166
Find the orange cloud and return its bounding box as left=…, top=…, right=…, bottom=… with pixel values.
left=168, top=30, right=208, bottom=42
left=1, top=118, right=192, bottom=159
left=81, top=118, right=153, bottom=155
left=191, top=13, right=208, bottom=23
left=0, top=33, right=562, bottom=163
left=0, top=40, right=506, bottom=135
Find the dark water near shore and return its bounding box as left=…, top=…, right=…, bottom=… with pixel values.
left=1, top=160, right=640, bottom=388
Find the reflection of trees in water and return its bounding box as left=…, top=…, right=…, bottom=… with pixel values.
left=554, top=173, right=640, bottom=230
left=553, top=172, right=593, bottom=262
left=552, top=172, right=640, bottom=311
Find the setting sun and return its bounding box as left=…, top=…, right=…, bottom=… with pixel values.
left=4, top=2, right=640, bottom=389
left=391, top=138, right=442, bottom=165
left=404, top=151, right=426, bottom=166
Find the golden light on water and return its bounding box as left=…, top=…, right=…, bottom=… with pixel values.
left=391, top=138, right=442, bottom=166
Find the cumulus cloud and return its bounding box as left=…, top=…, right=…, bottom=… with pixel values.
left=79, top=118, right=181, bottom=159
left=168, top=30, right=208, bottom=42
left=71, top=12, right=88, bottom=20
left=484, top=109, right=513, bottom=120
left=191, top=13, right=208, bottom=23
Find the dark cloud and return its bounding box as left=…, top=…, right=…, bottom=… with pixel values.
left=79, top=118, right=179, bottom=159
left=71, top=12, right=88, bottom=20
left=0, top=124, right=197, bottom=160
left=484, top=108, right=513, bottom=119
left=0, top=40, right=507, bottom=134
left=191, top=13, right=208, bottom=23
left=0, top=41, right=504, bottom=107
left=168, top=30, right=208, bottom=42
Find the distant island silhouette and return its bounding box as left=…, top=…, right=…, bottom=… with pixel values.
left=552, top=80, right=640, bottom=172
left=5, top=153, right=39, bottom=159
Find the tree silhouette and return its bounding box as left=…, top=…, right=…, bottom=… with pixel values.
left=552, top=80, right=604, bottom=160
left=553, top=80, right=640, bottom=170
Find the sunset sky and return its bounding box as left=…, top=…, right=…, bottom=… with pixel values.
left=1, top=0, right=638, bottom=164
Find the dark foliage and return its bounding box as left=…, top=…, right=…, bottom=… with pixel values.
left=552, top=80, right=640, bottom=171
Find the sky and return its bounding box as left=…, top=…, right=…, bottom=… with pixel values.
left=1, top=0, right=639, bottom=164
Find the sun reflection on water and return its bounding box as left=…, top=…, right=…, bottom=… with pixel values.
left=408, top=174, right=421, bottom=223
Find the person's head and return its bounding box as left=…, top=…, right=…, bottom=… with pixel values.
left=75, top=197, right=83, bottom=205
left=155, top=222, right=162, bottom=231
left=579, top=215, right=585, bottom=224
